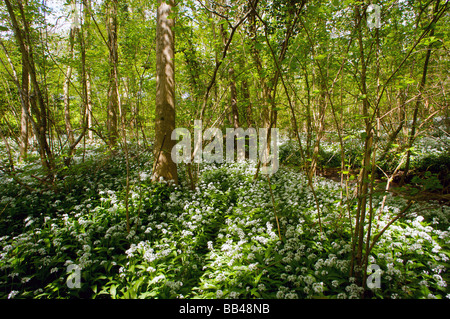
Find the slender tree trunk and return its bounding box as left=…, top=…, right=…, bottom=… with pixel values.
left=20, top=52, right=29, bottom=161
left=303, top=63, right=312, bottom=157
left=106, top=0, right=119, bottom=147
left=82, top=0, right=93, bottom=140
left=402, top=0, right=440, bottom=185
left=219, top=16, right=240, bottom=129
left=0, top=36, right=28, bottom=162
left=64, top=26, right=75, bottom=146
left=152, top=0, right=178, bottom=184
left=63, top=0, right=90, bottom=167
left=350, top=4, right=373, bottom=284
left=229, top=68, right=240, bottom=129
left=309, top=75, right=327, bottom=179
left=86, top=70, right=93, bottom=139
left=0, top=127, right=14, bottom=170
left=242, top=80, right=254, bottom=127
left=5, top=0, right=53, bottom=173
left=378, top=88, right=406, bottom=163
left=248, top=1, right=271, bottom=129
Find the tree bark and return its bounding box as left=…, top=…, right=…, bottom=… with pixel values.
left=242, top=80, right=254, bottom=128
left=64, top=26, right=75, bottom=146
left=218, top=16, right=240, bottom=129
left=20, top=47, right=29, bottom=161
left=152, top=0, right=178, bottom=184
left=4, top=0, right=53, bottom=172
left=86, top=69, right=93, bottom=139
left=350, top=4, right=373, bottom=282
left=0, top=35, right=28, bottom=161
left=402, top=0, right=440, bottom=185
left=82, top=0, right=93, bottom=140
left=309, top=75, right=327, bottom=179
left=378, top=88, right=406, bottom=164
left=229, top=69, right=240, bottom=129
left=106, top=0, right=119, bottom=147
left=248, top=2, right=271, bottom=129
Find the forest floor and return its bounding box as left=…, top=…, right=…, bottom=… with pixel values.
left=0, top=138, right=449, bottom=299
left=317, top=167, right=450, bottom=205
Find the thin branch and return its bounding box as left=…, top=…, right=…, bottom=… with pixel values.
left=197, top=0, right=231, bottom=26
left=199, top=9, right=252, bottom=121
left=81, top=0, right=109, bottom=50
left=362, top=200, right=414, bottom=268
left=373, top=1, right=449, bottom=121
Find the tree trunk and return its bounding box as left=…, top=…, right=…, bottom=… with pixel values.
left=20, top=52, right=29, bottom=161
left=0, top=32, right=29, bottom=162
left=64, top=26, right=75, bottom=146
left=82, top=0, right=94, bottom=140
left=350, top=4, right=373, bottom=284
left=5, top=0, right=53, bottom=173
left=242, top=80, right=254, bottom=128
left=402, top=0, right=440, bottom=185
left=219, top=17, right=240, bottom=129
left=152, top=0, right=178, bottom=184
left=106, top=0, right=119, bottom=147
left=303, top=63, right=312, bottom=157
left=378, top=88, right=406, bottom=163
left=86, top=70, right=93, bottom=139
left=229, top=68, right=240, bottom=129
left=248, top=2, right=271, bottom=129
left=309, top=75, right=327, bottom=179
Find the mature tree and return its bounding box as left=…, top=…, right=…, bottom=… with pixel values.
left=152, top=0, right=178, bottom=184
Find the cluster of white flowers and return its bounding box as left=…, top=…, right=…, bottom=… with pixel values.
left=0, top=139, right=449, bottom=299
left=165, top=280, right=183, bottom=295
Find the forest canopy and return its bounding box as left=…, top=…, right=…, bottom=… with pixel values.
left=0, top=0, right=449, bottom=300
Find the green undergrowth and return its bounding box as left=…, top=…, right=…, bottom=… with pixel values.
left=0, top=143, right=449, bottom=299
left=279, top=134, right=449, bottom=171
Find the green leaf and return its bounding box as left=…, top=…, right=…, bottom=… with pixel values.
left=254, top=271, right=264, bottom=285
left=91, top=285, right=98, bottom=294
left=200, top=282, right=218, bottom=290
left=110, top=284, right=117, bottom=298
left=139, top=291, right=158, bottom=298
left=251, top=289, right=261, bottom=298
left=315, top=54, right=327, bottom=60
